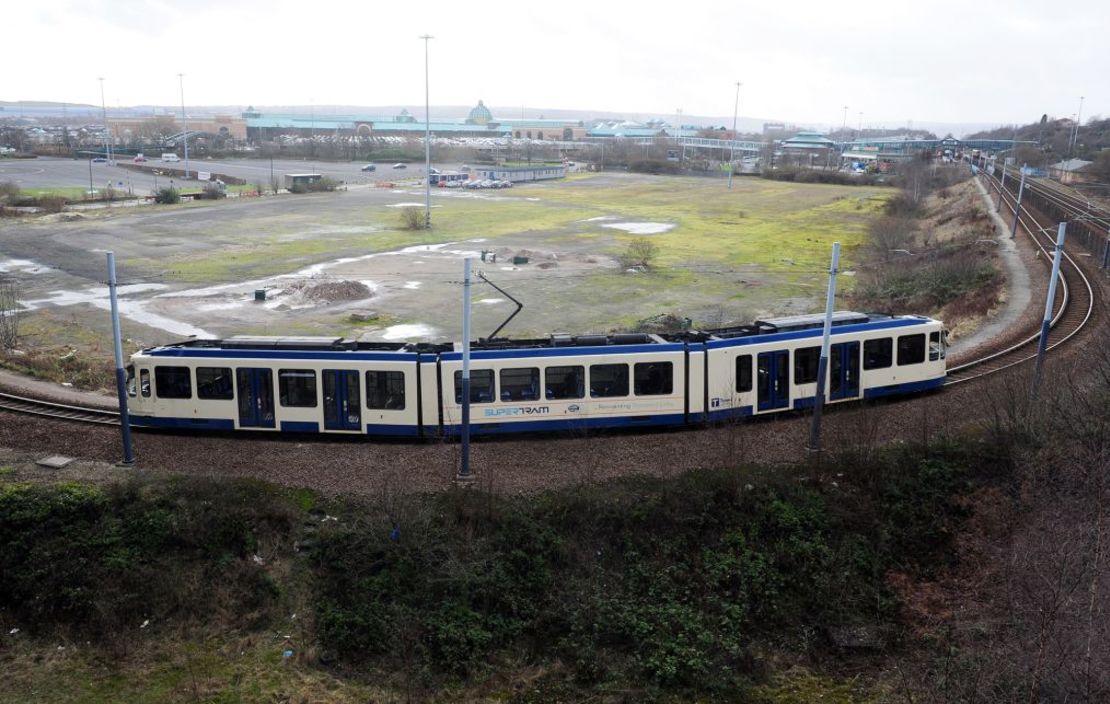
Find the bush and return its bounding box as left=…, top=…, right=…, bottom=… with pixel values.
left=628, top=159, right=682, bottom=175
left=198, top=184, right=227, bottom=200
left=618, top=237, right=660, bottom=270
left=761, top=167, right=882, bottom=186
left=312, top=441, right=993, bottom=689
left=0, top=478, right=298, bottom=641
left=153, top=187, right=180, bottom=204
left=0, top=181, right=20, bottom=201
left=35, top=195, right=67, bottom=213
left=400, top=206, right=426, bottom=230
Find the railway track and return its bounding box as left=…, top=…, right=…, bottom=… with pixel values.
left=0, top=391, right=120, bottom=425
left=946, top=169, right=1098, bottom=385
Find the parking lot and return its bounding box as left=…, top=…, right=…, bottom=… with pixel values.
left=0, top=156, right=465, bottom=194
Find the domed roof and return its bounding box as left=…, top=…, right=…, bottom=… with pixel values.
left=467, top=100, right=492, bottom=125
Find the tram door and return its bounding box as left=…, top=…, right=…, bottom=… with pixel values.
left=829, top=342, right=860, bottom=401
left=757, top=351, right=790, bottom=411
left=323, top=370, right=362, bottom=431
left=236, top=368, right=275, bottom=428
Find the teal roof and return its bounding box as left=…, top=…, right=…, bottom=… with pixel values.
left=587, top=126, right=664, bottom=138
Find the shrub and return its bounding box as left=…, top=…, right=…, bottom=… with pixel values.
left=36, top=195, right=67, bottom=213
left=628, top=159, right=682, bottom=175
left=198, top=184, right=227, bottom=200
left=0, top=181, right=20, bottom=201
left=618, top=237, right=660, bottom=270
left=400, top=206, right=426, bottom=230
left=0, top=478, right=298, bottom=641
left=154, top=187, right=180, bottom=204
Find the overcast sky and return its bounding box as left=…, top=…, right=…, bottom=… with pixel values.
left=3, top=0, right=1104, bottom=131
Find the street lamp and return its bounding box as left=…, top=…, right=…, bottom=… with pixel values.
left=727, top=81, right=741, bottom=189
left=98, top=77, right=112, bottom=164
left=178, top=73, right=189, bottom=179
left=1070, top=95, right=1085, bottom=157
left=421, top=34, right=433, bottom=229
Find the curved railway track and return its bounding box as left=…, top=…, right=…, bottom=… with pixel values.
left=0, top=391, right=120, bottom=425
left=0, top=170, right=1101, bottom=426
left=945, top=169, right=1097, bottom=384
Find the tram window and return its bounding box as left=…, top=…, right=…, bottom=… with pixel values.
left=794, top=346, right=820, bottom=384
left=501, top=367, right=540, bottom=401
left=126, top=365, right=136, bottom=397
left=863, top=338, right=893, bottom=370
left=545, top=366, right=584, bottom=400
left=154, top=365, right=192, bottom=399
left=590, top=364, right=628, bottom=398
left=929, top=331, right=946, bottom=361
left=197, top=367, right=234, bottom=400
left=634, top=362, right=672, bottom=396
left=366, top=370, right=405, bottom=410
left=897, top=334, right=926, bottom=366
left=736, top=354, right=752, bottom=392
left=279, top=369, right=317, bottom=407
left=140, top=369, right=151, bottom=398
left=454, top=369, right=495, bottom=404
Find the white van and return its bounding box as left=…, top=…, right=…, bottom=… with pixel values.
left=161, top=153, right=180, bottom=163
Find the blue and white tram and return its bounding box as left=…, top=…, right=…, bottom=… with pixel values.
left=125, top=312, right=947, bottom=436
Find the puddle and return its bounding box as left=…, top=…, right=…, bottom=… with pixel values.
left=20, top=283, right=213, bottom=338
left=386, top=202, right=439, bottom=208
left=477, top=298, right=505, bottom=304
left=403, top=281, right=422, bottom=289
left=381, top=324, right=434, bottom=341
left=600, top=222, right=675, bottom=235
left=0, top=258, right=55, bottom=275
left=585, top=216, right=616, bottom=222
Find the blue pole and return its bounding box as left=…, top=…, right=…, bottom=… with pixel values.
left=808, top=241, right=840, bottom=452
left=1032, top=223, right=1067, bottom=394
left=107, top=252, right=135, bottom=465
left=458, top=258, right=472, bottom=479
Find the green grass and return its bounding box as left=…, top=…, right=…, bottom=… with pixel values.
left=20, top=187, right=94, bottom=200
left=127, top=174, right=888, bottom=287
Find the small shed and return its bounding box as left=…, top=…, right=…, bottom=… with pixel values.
left=283, top=173, right=323, bottom=189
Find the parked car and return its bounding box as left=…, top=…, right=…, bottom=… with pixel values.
left=360, top=164, right=376, bottom=172
left=92, top=157, right=108, bottom=163
left=132, top=154, right=147, bottom=163
left=429, top=167, right=440, bottom=175
left=392, top=163, right=407, bottom=170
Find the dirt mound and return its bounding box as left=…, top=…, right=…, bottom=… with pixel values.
left=281, top=280, right=373, bottom=303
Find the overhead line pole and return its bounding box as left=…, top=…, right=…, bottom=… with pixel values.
left=107, top=252, right=135, bottom=466
left=1010, top=164, right=1027, bottom=239
left=1031, top=223, right=1067, bottom=395
left=808, top=242, right=840, bottom=453
left=457, top=258, right=473, bottom=481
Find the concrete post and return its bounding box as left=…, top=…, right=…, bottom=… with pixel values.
left=808, top=242, right=840, bottom=453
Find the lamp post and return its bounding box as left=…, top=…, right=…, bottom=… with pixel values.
left=178, top=73, right=189, bottom=179
left=857, top=111, right=863, bottom=139
left=677, top=107, right=686, bottom=164
left=98, top=77, right=112, bottom=164
left=421, top=34, right=434, bottom=230
left=727, top=81, right=741, bottom=189
left=1070, top=95, right=1085, bottom=157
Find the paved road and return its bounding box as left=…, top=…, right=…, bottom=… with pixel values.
left=0, top=157, right=465, bottom=194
